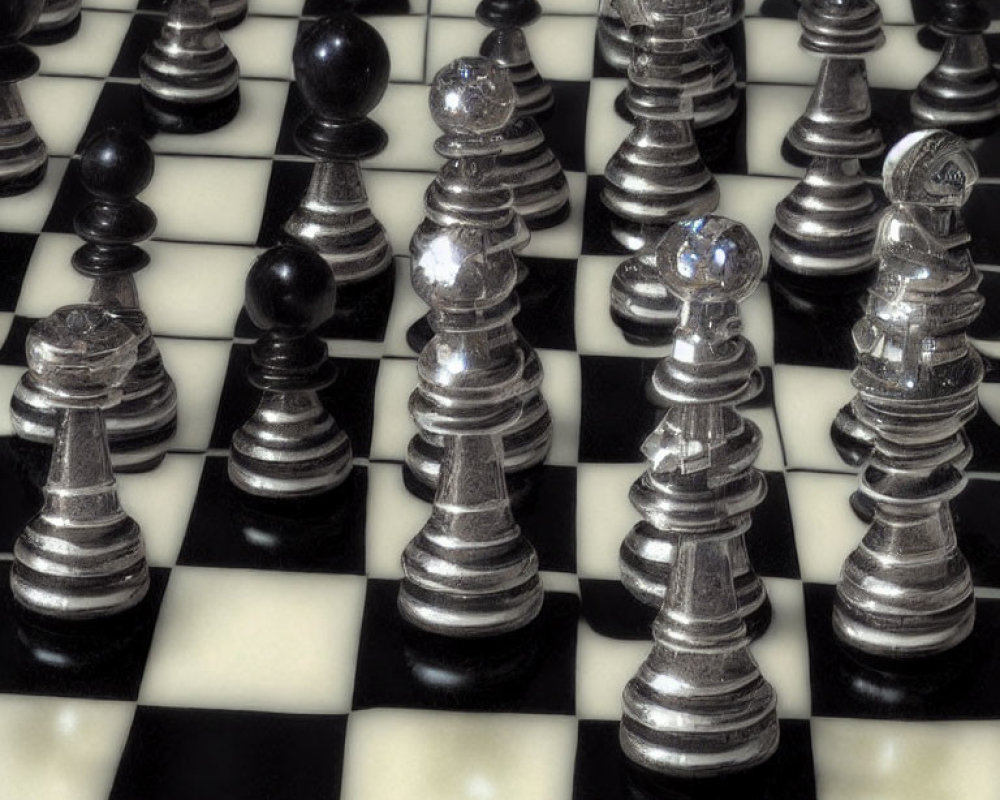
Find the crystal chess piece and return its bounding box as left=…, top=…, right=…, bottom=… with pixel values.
left=832, top=129, right=982, bottom=657
left=11, top=129, right=177, bottom=473
left=0, top=0, right=47, bottom=197
left=398, top=225, right=543, bottom=637
left=283, top=11, right=393, bottom=285
left=620, top=217, right=779, bottom=776
left=139, top=0, right=240, bottom=133
left=11, top=306, right=150, bottom=620
left=229, top=244, right=353, bottom=498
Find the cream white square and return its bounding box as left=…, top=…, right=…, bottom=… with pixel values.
left=975, top=382, right=1000, bottom=432
left=368, top=356, right=419, bottom=461
left=522, top=171, right=586, bottom=259
left=117, top=453, right=205, bottom=568
left=786, top=471, right=865, bottom=584
left=145, top=156, right=271, bottom=244
left=812, top=718, right=1000, bottom=800
left=744, top=19, right=815, bottom=86
left=744, top=406, right=784, bottom=472
left=368, top=15, right=429, bottom=83
left=371, top=83, right=442, bottom=172
left=425, top=17, right=486, bottom=78
left=537, top=348, right=580, bottom=466
left=772, top=364, right=855, bottom=471
left=750, top=577, right=811, bottom=719
left=527, top=15, right=596, bottom=81
left=140, top=566, right=366, bottom=713
left=717, top=175, right=796, bottom=264
left=0, top=313, right=13, bottom=352
left=81, top=0, right=135, bottom=8
left=342, top=708, right=577, bottom=800
left=365, top=462, right=430, bottom=578
left=0, top=696, right=134, bottom=800
left=576, top=463, right=641, bottom=580
left=15, top=234, right=92, bottom=318
left=575, top=623, right=648, bottom=720
left=0, top=366, right=22, bottom=436
left=224, top=16, right=298, bottom=80
left=877, top=0, right=917, bottom=23
left=138, top=241, right=255, bottom=338
left=151, top=80, right=286, bottom=158
left=383, top=256, right=427, bottom=358
left=21, top=77, right=102, bottom=158
left=585, top=78, right=630, bottom=175
left=37, top=10, right=132, bottom=77
left=745, top=84, right=813, bottom=179
left=867, top=27, right=940, bottom=90
left=156, top=338, right=231, bottom=452
left=366, top=169, right=435, bottom=258
left=0, top=157, right=68, bottom=233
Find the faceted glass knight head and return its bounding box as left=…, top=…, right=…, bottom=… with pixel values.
left=429, top=57, right=516, bottom=137
left=656, top=216, right=762, bottom=303
left=883, top=129, right=978, bottom=208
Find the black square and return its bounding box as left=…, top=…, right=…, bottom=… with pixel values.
left=177, top=456, right=367, bottom=574
left=0, top=316, right=37, bottom=367
left=540, top=80, right=590, bottom=174
left=805, top=583, right=1000, bottom=719
left=208, top=343, right=379, bottom=457
left=579, top=355, right=660, bottom=463
left=351, top=579, right=579, bottom=713
left=965, top=183, right=1000, bottom=267
left=257, top=160, right=313, bottom=248
left=748, top=471, right=801, bottom=580
left=42, top=158, right=87, bottom=236
left=572, top=719, right=817, bottom=800
left=951, top=477, right=1000, bottom=588
left=757, top=0, right=800, bottom=19
left=962, top=407, right=1000, bottom=474
left=110, top=706, right=348, bottom=800
left=0, top=563, right=168, bottom=700
left=698, top=89, right=748, bottom=176
left=303, top=0, right=411, bottom=15
left=581, top=175, right=633, bottom=258
left=516, top=464, right=578, bottom=573
left=78, top=82, right=149, bottom=153
left=275, top=80, right=308, bottom=158
left=0, top=438, right=42, bottom=555
left=110, top=14, right=162, bottom=79
left=0, top=234, right=36, bottom=312
left=516, top=257, right=578, bottom=351
left=972, top=270, right=1000, bottom=340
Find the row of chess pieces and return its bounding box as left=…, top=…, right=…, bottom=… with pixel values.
left=0, top=0, right=993, bottom=784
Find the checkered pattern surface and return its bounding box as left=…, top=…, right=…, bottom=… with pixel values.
left=3, top=1, right=1000, bottom=798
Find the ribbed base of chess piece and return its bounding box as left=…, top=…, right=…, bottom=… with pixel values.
left=496, top=117, right=570, bottom=230
left=399, top=432, right=544, bottom=637
left=283, top=159, right=392, bottom=284
left=609, top=251, right=679, bottom=346
left=598, top=0, right=631, bottom=74
left=603, top=119, right=719, bottom=226
left=911, top=34, right=1000, bottom=127
left=11, top=409, right=150, bottom=620
left=787, top=58, right=883, bottom=160
left=830, top=396, right=875, bottom=466
left=480, top=27, right=553, bottom=119
left=23, top=0, right=82, bottom=45
left=229, top=390, right=353, bottom=498
left=210, top=0, right=247, bottom=29
left=141, top=87, right=240, bottom=135
left=0, top=80, right=48, bottom=198
left=770, top=157, right=881, bottom=276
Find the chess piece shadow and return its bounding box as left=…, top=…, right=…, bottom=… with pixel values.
left=622, top=752, right=783, bottom=800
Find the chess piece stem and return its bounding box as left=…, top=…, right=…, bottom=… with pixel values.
left=0, top=2, right=47, bottom=197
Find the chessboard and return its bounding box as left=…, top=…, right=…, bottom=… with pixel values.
left=3, top=1, right=1000, bottom=799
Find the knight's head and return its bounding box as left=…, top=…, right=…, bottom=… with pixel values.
left=883, top=129, right=978, bottom=208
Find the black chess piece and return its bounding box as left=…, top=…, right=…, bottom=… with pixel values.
left=283, top=12, right=393, bottom=298
left=11, top=306, right=150, bottom=620
left=229, top=244, right=353, bottom=499
left=210, top=0, right=247, bottom=29
left=11, top=129, right=178, bottom=473
left=0, top=0, right=47, bottom=197
left=139, top=0, right=240, bottom=134
left=23, top=0, right=81, bottom=45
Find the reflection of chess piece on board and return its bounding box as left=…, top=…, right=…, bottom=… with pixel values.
left=11, top=306, right=150, bottom=620
left=832, top=130, right=982, bottom=658
left=139, top=0, right=241, bottom=133
left=0, top=0, right=48, bottom=197
left=405, top=58, right=551, bottom=493
left=229, top=245, right=353, bottom=499
left=620, top=216, right=779, bottom=777
left=283, top=12, right=393, bottom=287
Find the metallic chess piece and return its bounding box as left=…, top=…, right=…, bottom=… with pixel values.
left=210, top=0, right=247, bottom=29
left=798, top=0, right=885, bottom=56
left=598, top=0, right=632, bottom=74
left=406, top=57, right=552, bottom=490
left=0, top=0, right=47, bottom=197
left=11, top=130, right=177, bottom=472
left=25, top=0, right=82, bottom=44
left=620, top=216, right=779, bottom=776
left=283, top=12, right=392, bottom=284
left=912, top=31, right=1000, bottom=127
left=11, top=306, right=149, bottom=620
left=398, top=220, right=544, bottom=637
left=229, top=245, right=352, bottom=498
left=833, top=130, right=982, bottom=658
left=139, top=0, right=240, bottom=133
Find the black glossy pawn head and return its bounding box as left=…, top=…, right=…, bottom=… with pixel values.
left=294, top=13, right=390, bottom=123
left=80, top=129, right=155, bottom=201
left=476, top=0, right=542, bottom=28
left=0, top=0, right=44, bottom=44
left=246, top=244, right=337, bottom=334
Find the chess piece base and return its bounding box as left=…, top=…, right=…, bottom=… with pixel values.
left=141, top=87, right=240, bottom=135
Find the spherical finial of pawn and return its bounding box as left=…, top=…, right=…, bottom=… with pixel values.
left=882, top=129, right=978, bottom=208
left=656, top=215, right=763, bottom=305
left=294, top=13, right=390, bottom=124
left=27, top=305, right=138, bottom=407
left=246, top=244, right=337, bottom=335
left=429, top=56, right=517, bottom=136
left=80, top=128, right=155, bottom=202
left=411, top=226, right=518, bottom=311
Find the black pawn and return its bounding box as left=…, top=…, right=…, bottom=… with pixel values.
left=0, top=0, right=47, bottom=197
left=229, top=245, right=353, bottom=499
left=283, top=13, right=393, bottom=290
